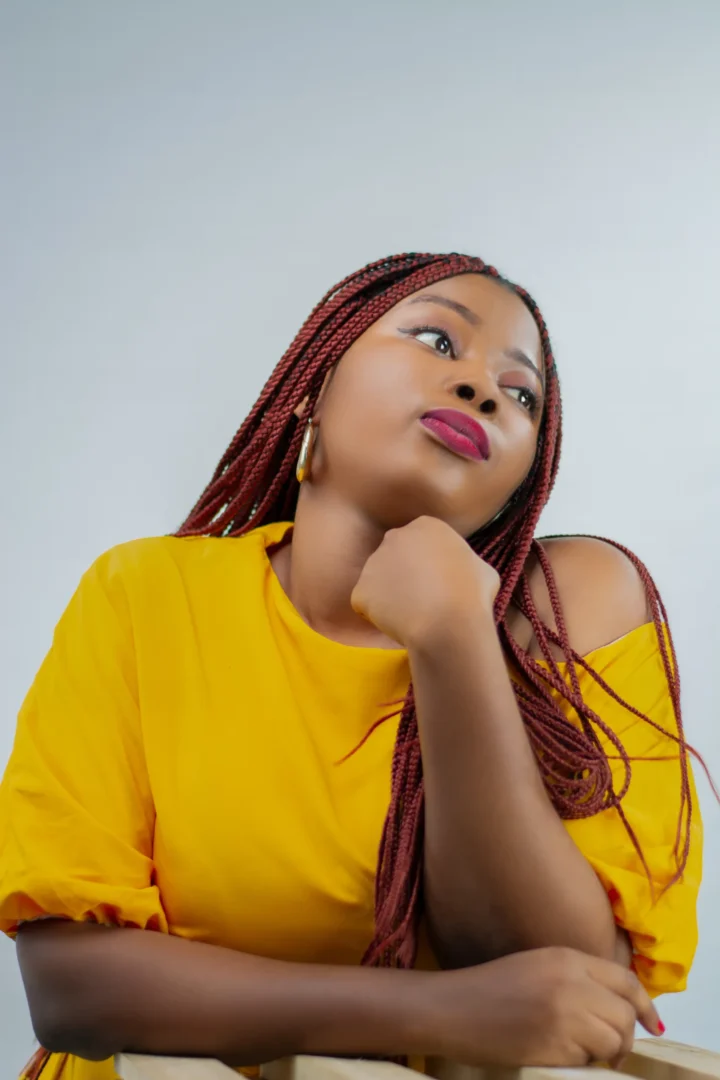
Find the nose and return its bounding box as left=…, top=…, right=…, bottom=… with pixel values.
left=453, top=381, right=498, bottom=417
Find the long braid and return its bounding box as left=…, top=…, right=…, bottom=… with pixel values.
left=177, top=252, right=694, bottom=970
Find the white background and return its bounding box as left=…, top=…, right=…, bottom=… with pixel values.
left=1, top=1, right=719, bottom=1072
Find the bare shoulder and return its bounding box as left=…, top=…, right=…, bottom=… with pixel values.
left=510, top=535, right=652, bottom=660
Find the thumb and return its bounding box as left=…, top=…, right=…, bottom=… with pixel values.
left=350, top=581, right=366, bottom=617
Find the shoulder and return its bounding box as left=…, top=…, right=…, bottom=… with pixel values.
left=85, top=527, right=278, bottom=605
left=64, top=537, right=207, bottom=621
left=511, top=535, right=652, bottom=660
left=90, top=535, right=209, bottom=585
left=79, top=534, right=246, bottom=608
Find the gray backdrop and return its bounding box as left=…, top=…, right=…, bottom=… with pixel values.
left=1, top=1, right=719, bottom=1072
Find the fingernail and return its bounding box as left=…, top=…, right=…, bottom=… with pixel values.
left=658, top=1021, right=666, bottom=1036
left=607, top=887, right=621, bottom=905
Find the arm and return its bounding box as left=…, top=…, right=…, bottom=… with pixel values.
left=17, top=919, right=660, bottom=1068
left=415, top=537, right=648, bottom=970
left=17, top=920, right=430, bottom=1065
left=414, top=608, right=627, bottom=969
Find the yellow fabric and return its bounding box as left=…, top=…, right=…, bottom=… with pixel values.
left=1, top=521, right=702, bottom=1080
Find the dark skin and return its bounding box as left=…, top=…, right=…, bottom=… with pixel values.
left=17, top=274, right=659, bottom=1067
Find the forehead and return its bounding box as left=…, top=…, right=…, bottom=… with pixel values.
left=397, top=273, right=542, bottom=361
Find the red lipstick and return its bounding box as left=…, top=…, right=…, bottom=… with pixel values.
left=420, top=408, right=491, bottom=462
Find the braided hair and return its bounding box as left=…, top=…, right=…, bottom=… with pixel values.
left=177, top=252, right=692, bottom=969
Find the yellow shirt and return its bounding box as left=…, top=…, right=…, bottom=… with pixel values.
left=0, top=522, right=702, bottom=1080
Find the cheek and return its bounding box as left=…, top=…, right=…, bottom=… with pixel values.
left=501, top=420, right=540, bottom=485
left=322, top=350, right=419, bottom=437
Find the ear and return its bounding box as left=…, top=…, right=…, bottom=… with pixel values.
left=293, top=369, right=334, bottom=422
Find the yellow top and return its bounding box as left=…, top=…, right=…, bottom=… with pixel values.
left=1, top=522, right=702, bottom=1080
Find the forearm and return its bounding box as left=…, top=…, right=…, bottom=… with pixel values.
left=410, top=611, right=618, bottom=969
left=17, top=921, right=433, bottom=1064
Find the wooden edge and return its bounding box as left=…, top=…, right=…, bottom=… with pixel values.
left=621, top=1039, right=720, bottom=1080
left=115, top=1044, right=720, bottom=1080
left=426, top=1063, right=628, bottom=1080
left=428, top=1041, right=720, bottom=1080
left=266, top=1060, right=629, bottom=1080
left=116, top=1052, right=238, bottom=1079
left=261, top=1058, right=418, bottom=1080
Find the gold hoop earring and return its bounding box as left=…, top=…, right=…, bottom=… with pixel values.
left=296, top=421, right=317, bottom=484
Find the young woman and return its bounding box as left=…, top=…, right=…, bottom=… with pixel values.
left=1, top=252, right=701, bottom=1080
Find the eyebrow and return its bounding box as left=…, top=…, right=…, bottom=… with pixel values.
left=405, top=292, right=545, bottom=387
left=505, top=347, right=545, bottom=388
left=406, top=292, right=481, bottom=326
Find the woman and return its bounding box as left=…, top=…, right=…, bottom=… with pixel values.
left=1, top=252, right=701, bottom=1080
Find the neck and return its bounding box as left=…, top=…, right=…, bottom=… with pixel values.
left=270, top=485, right=402, bottom=649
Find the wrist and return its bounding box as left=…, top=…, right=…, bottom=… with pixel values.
left=405, top=602, right=498, bottom=657
left=297, top=967, right=446, bottom=1060
left=415, top=967, right=495, bottom=1063
left=385, top=970, right=461, bottom=1060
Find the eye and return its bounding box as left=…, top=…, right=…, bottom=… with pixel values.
left=405, top=325, right=457, bottom=358
left=505, top=386, right=540, bottom=416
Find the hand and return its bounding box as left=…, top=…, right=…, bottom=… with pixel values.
left=422, top=946, right=661, bottom=1068
left=350, top=517, right=499, bottom=648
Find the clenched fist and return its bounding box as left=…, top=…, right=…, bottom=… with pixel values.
left=350, top=516, right=500, bottom=648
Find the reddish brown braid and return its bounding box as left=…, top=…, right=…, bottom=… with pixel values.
left=177, top=252, right=693, bottom=970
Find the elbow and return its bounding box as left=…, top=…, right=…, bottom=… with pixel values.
left=430, top=922, right=619, bottom=970
left=28, top=998, right=117, bottom=1061
left=429, top=924, right=515, bottom=970
left=18, top=921, right=126, bottom=1060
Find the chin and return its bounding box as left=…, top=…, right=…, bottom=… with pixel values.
left=355, top=472, right=487, bottom=536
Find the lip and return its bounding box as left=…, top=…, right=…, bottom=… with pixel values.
left=419, top=408, right=491, bottom=462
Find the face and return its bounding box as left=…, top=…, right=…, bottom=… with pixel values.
left=306, top=273, right=545, bottom=538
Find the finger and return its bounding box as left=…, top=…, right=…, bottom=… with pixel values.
left=587, top=991, right=636, bottom=1062
left=555, top=1042, right=594, bottom=1068
left=588, top=957, right=662, bottom=1036
left=349, top=584, right=367, bottom=617
left=575, top=1015, right=626, bottom=1065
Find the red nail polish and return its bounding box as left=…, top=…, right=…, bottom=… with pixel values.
left=658, top=1021, right=666, bottom=1035
left=607, top=887, right=620, bottom=905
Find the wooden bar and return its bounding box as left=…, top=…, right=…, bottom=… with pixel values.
left=116, top=1053, right=238, bottom=1080
left=621, top=1039, right=720, bottom=1080
left=426, top=1041, right=720, bottom=1080
left=426, top=1057, right=621, bottom=1080
left=117, top=1041, right=720, bottom=1080
left=262, top=1058, right=418, bottom=1080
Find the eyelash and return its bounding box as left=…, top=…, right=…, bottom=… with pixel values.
left=403, top=324, right=458, bottom=358
left=506, top=386, right=540, bottom=418
left=403, top=324, right=541, bottom=418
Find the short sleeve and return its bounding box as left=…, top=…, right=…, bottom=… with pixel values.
left=0, top=549, right=167, bottom=937
left=548, top=624, right=702, bottom=997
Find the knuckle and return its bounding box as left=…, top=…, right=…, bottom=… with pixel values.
left=625, top=968, right=647, bottom=1005
left=603, top=1030, right=625, bottom=1060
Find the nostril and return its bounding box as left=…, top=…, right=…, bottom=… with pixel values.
left=455, top=384, right=475, bottom=402
left=479, top=399, right=496, bottom=415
